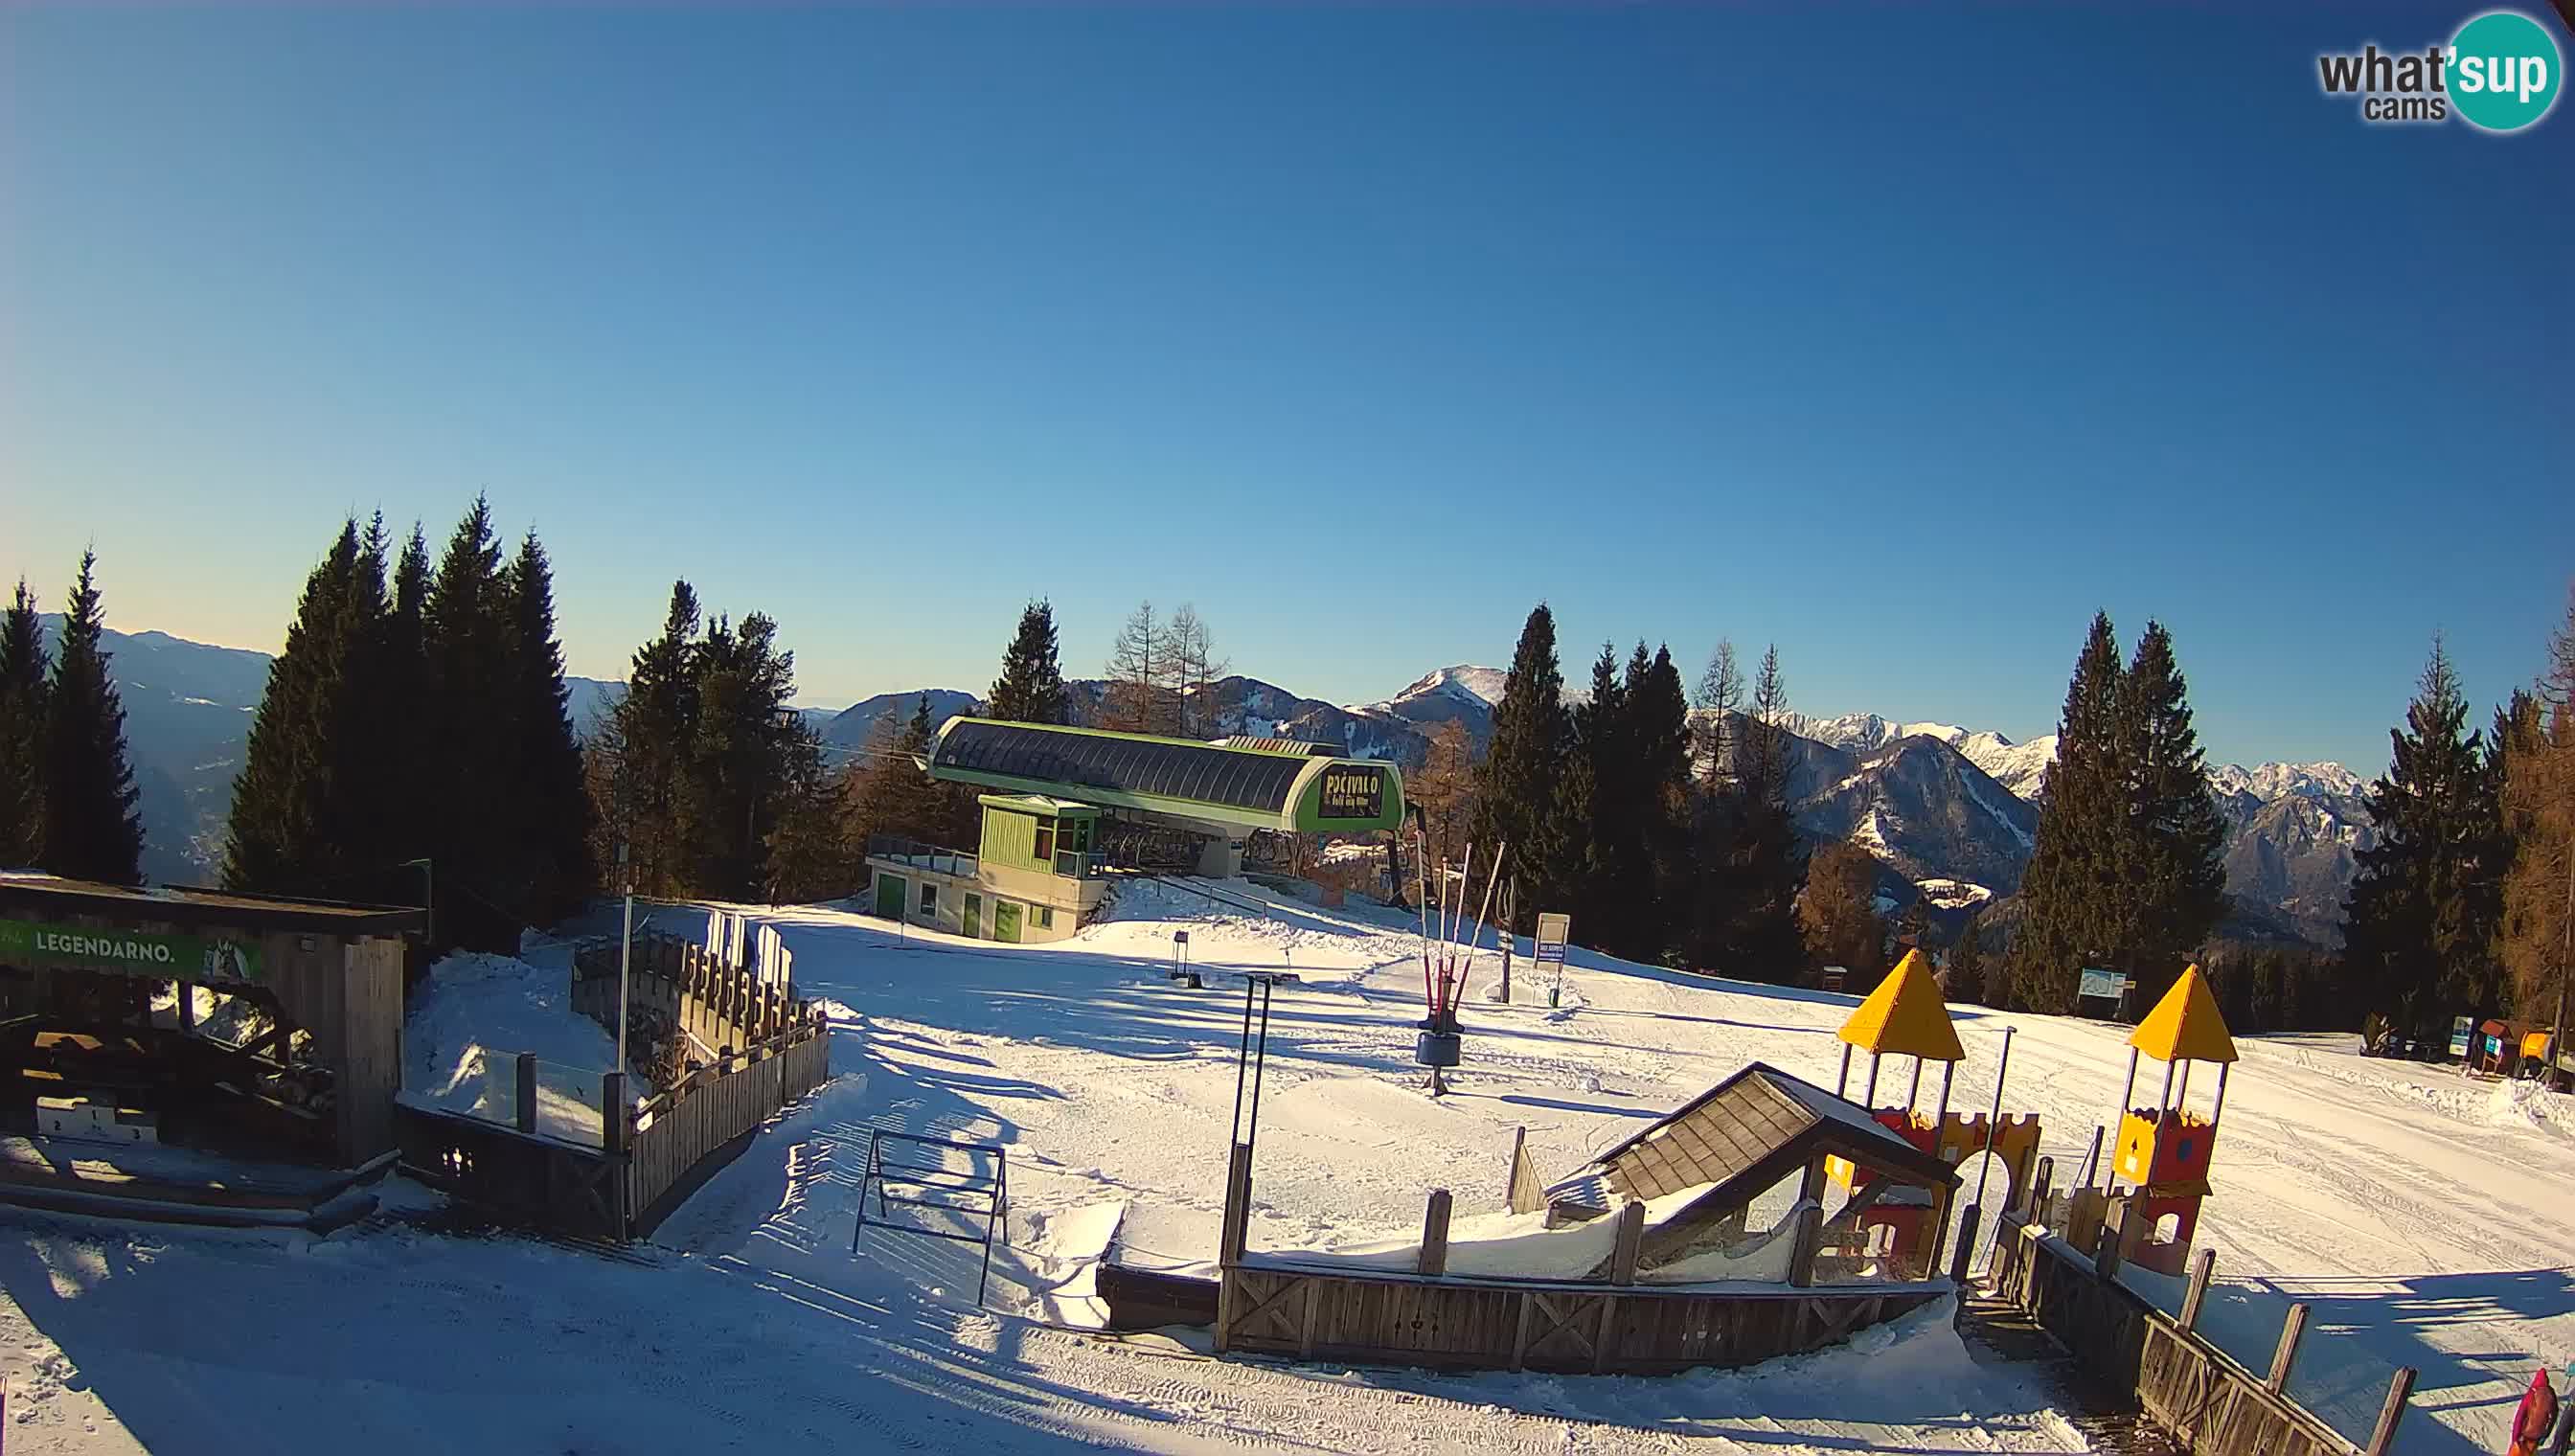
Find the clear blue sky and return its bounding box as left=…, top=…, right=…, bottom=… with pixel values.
left=5, top=5, right=2568, bottom=771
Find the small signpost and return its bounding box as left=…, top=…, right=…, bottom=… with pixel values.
left=1535, top=912, right=1570, bottom=1008
left=1172, top=930, right=1196, bottom=989
left=2076, top=967, right=2132, bottom=1020
left=2449, top=1014, right=2474, bottom=1063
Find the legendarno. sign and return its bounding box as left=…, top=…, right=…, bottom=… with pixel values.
left=0, top=918, right=262, bottom=984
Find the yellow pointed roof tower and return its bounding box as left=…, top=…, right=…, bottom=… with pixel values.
left=2128, top=963, right=2238, bottom=1066
left=1839, top=947, right=1967, bottom=1063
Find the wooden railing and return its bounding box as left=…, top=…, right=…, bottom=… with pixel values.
left=400, top=933, right=834, bottom=1243
left=1989, top=1208, right=2413, bottom=1456
left=1218, top=1258, right=1945, bottom=1375
left=627, top=1014, right=832, bottom=1236
left=573, top=931, right=805, bottom=1062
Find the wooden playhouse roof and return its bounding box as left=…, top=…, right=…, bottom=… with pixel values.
left=1546, top=1061, right=1958, bottom=1216
left=2129, top=964, right=2238, bottom=1065
left=1837, top=949, right=1964, bottom=1062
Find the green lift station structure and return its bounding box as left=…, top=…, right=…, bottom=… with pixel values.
left=863, top=719, right=1405, bottom=944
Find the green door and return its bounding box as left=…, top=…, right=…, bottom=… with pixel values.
left=994, top=901, right=1023, bottom=944
left=963, top=894, right=982, bottom=939
left=875, top=874, right=905, bottom=919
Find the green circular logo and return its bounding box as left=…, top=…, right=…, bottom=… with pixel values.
left=2450, top=11, right=2563, bottom=132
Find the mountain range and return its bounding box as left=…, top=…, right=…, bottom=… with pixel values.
left=33, top=626, right=2375, bottom=946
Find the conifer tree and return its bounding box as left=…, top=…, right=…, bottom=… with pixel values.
left=605, top=582, right=703, bottom=895
left=40, top=551, right=145, bottom=884
left=2500, top=585, right=2575, bottom=1033
left=2339, top=639, right=2504, bottom=1041
left=989, top=600, right=1069, bottom=725
left=0, top=580, right=49, bottom=866
left=1630, top=644, right=1695, bottom=962
left=224, top=519, right=373, bottom=896
left=1472, top=603, right=1567, bottom=929
left=2110, top=622, right=2229, bottom=1007
left=1546, top=645, right=1626, bottom=935
left=501, top=530, right=594, bottom=921
left=1798, top=839, right=1885, bottom=977
left=1694, top=645, right=1805, bottom=980
left=370, top=523, right=436, bottom=870
left=1948, top=913, right=1986, bottom=1006
left=2012, top=613, right=2127, bottom=1013
left=1695, top=639, right=1743, bottom=791
left=419, top=497, right=526, bottom=939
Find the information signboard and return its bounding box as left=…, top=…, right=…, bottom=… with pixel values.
left=1534, top=913, right=1570, bottom=966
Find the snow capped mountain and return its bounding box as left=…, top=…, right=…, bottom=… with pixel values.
left=1349, top=664, right=1511, bottom=745
left=2209, top=761, right=2366, bottom=803
left=1353, top=664, right=1509, bottom=717
left=1777, top=713, right=1972, bottom=754
left=1955, top=734, right=2059, bottom=801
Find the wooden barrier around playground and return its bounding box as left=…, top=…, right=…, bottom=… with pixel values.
left=1216, top=1256, right=1948, bottom=1375
left=1989, top=1209, right=2413, bottom=1456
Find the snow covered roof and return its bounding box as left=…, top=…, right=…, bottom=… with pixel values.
left=1549, top=1062, right=1956, bottom=1217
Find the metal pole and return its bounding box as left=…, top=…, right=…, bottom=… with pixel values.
left=1906, top=1056, right=1925, bottom=1112
left=1971, top=1027, right=2017, bottom=1217
left=1862, top=1054, right=1881, bottom=1107
left=1836, top=1042, right=1854, bottom=1097
left=616, top=841, right=634, bottom=1074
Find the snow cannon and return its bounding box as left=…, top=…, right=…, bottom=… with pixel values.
left=1825, top=949, right=1966, bottom=1274
left=2107, top=964, right=2236, bottom=1277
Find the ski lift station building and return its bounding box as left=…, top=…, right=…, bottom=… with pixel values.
left=863, top=718, right=1405, bottom=944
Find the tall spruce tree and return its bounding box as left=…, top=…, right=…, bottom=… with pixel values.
left=375, top=524, right=436, bottom=862
left=989, top=600, right=1069, bottom=724
left=422, top=497, right=521, bottom=941
left=1473, top=603, right=1567, bottom=930
left=2339, top=639, right=2504, bottom=1040
left=2110, top=622, right=2228, bottom=1008
left=2012, top=613, right=2127, bottom=1013
left=604, top=582, right=704, bottom=895
left=1639, top=646, right=1694, bottom=940
left=1546, top=645, right=1627, bottom=937
left=1695, top=645, right=1805, bottom=981
left=40, top=551, right=145, bottom=884
left=0, top=580, right=49, bottom=865
left=224, top=519, right=376, bottom=896
left=501, top=530, right=595, bottom=922
left=1948, top=913, right=1987, bottom=1005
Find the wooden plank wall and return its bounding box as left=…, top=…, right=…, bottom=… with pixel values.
left=394, top=1103, right=624, bottom=1241
left=1990, top=1217, right=2374, bottom=1456
left=626, top=1016, right=832, bottom=1233
left=1216, top=1263, right=1940, bottom=1376
left=335, top=936, right=405, bottom=1164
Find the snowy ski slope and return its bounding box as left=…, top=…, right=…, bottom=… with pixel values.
left=0, top=880, right=2565, bottom=1455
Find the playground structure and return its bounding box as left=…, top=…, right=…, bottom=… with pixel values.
left=2105, top=964, right=2234, bottom=1277
left=1826, top=949, right=2042, bottom=1279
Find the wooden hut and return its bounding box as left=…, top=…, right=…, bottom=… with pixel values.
left=0, top=876, right=422, bottom=1225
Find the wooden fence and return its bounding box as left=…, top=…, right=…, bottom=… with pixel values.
left=627, top=1016, right=832, bottom=1236
left=399, top=935, right=834, bottom=1244
left=1989, top=1210, right=2413, bottom=1456
left=1218, top=1258, right=1946, bottom=1375
left=572, top=931, right=805, bottom=1060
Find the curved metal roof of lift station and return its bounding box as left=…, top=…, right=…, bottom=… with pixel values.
left=924, top=718, right=1406, bottom=836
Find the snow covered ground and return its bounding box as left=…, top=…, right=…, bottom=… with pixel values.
left=0, top=880, right=2565, bottom=1453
